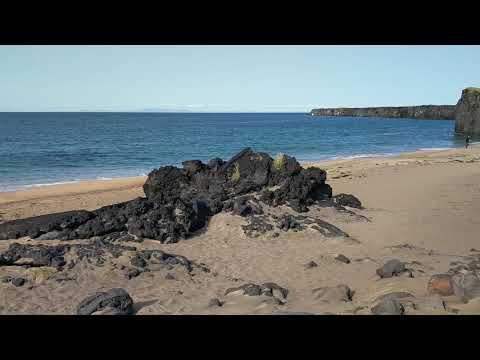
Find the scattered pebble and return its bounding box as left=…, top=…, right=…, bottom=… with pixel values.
left=12, top=277, right=26, bottom=287
left=335, top=254, right=351, bottom=264
left=208, top=298, right=223, bottom=307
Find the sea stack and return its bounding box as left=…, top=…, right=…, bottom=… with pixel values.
left=455, top=87, right=480, bottom=135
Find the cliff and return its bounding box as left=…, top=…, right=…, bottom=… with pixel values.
left=454, top=88, right=480, bottom=135
left=310, top=105, right=456, bottom=120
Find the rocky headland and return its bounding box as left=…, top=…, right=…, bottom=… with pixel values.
left=454, top=87, right=480, bottom=135
left=310, top=105, right=455, bottom=120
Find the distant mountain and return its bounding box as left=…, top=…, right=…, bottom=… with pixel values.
left=141, top=108, right=194, bottom=113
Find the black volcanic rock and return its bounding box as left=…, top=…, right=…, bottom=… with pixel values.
left=225, top=282, right=289, bottom=302
left=0, top=210, right=93, bottom=240
left=0, top=240, right=138, bottom=270
left=76, top=288, right=134, bottom=315
left=12, top=277, right=26, bottom=287
left=0, top=148, right=353, bottom=244
left=0, top=243, right=70, bottom=268
left=332, top=194, right=363, bottom=209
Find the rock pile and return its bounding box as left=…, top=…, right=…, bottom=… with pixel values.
left=0, top=148, right=361, bottom=244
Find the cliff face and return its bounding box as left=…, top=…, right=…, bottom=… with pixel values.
left=454, top=88, right=480, bottom=135
left=310, top=105, right=456, bottom=120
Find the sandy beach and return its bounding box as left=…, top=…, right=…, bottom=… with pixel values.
left=2, top=146, right=480, bottom=315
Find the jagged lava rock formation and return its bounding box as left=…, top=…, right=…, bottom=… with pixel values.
left=0, top=148, right=357, bottom=243
left=454, top=87, right=480, bottom=135
left=310, top=105, right=455, bottom=120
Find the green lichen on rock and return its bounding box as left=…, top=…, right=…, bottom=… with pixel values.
left=230, top=162, right=241, bottom=182
left=464, top=87, right=480, bottom=93
left=272, top=153, right=286, bottom=171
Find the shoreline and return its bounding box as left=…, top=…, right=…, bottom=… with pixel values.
left=1, top=144, right=475, bottom=196
left=2, top=143, right=480, bottom=314
left=1, top=144, right=479, bottom=223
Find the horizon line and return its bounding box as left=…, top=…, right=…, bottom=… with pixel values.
left=0, top=110, right=310, bottom=114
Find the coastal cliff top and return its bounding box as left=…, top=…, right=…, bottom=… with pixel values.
left=463, top=87, right=480, bottom=94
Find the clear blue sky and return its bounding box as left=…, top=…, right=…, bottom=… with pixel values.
left=1, top=45, right=479, bottom=112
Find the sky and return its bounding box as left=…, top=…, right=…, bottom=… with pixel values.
left=0, top=45, right=479, bottom=112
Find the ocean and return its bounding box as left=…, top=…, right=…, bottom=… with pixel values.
left=0, top=112, right=467, bottom=192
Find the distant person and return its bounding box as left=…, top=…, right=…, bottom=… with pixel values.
left=466, top=135, right=470, bottom=149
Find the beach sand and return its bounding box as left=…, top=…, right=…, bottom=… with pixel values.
left=1, top=146, right=480, bottom=315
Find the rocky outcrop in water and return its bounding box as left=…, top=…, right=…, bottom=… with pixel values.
left=311, top=105, right=455, bottom=120
left=0, top=148, right=357, bottom=243
left=454, top=87, right=480, bottom=135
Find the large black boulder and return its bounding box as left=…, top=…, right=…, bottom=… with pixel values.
left=0, top=148, right=353, bottom=244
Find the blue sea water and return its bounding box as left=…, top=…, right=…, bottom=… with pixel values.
left=0, top=112, right=467, bottom=192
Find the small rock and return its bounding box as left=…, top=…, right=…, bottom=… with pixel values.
left=12, top=277, right=26, bottom=287
left=305, top=261, right=318, bottom=269
left=277, top=215, right=303, bottom=232
left=225, top=283, right=262, bottom=297
left=376, top=259, right=406, bottom=278
left=334, top=254, right=351, bottom=264
left=261, top=282, right=289, bottom=302
left=225, top=282, right=289, bottom=303
left=165, top=273, right=175, bottom=280
left=427, top=274, right=454, bottom=296
left=332, top=193, right=363, bottom=209
left=371, top=299, right=404, bottom=315
left=126, top=268, right=141, bottom=279
left=208, top=298, right=223, bottom=307
left=76, top=288, right=134, bottom=315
